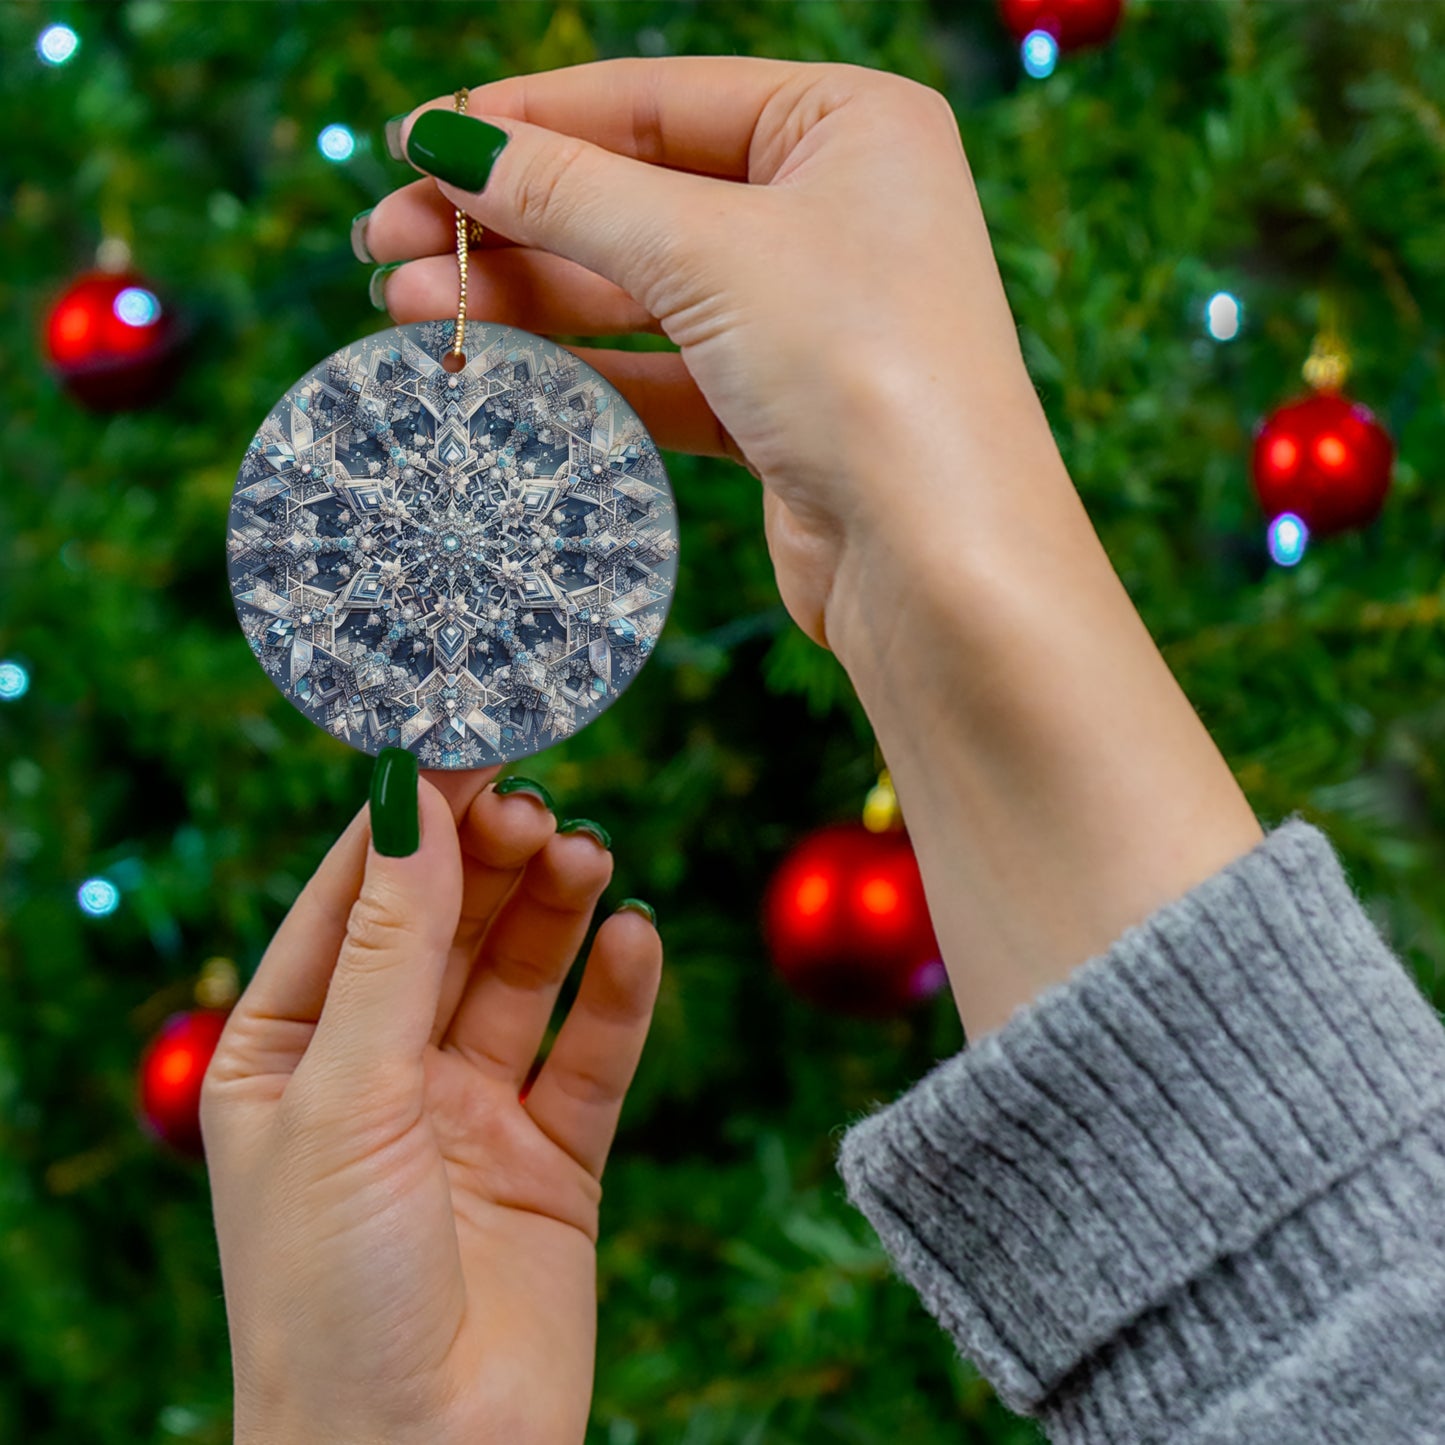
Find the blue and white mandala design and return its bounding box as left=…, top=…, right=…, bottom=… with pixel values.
left=227, top=321, right=678, bottom=767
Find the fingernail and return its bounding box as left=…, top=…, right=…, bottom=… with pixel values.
left=384, top=113, right=408, bottom=162
left=370, top=747, right=420, bottom=857
left=369, top=261, right=404, bottom=311
left=405, top=110, right=510, bottom=192
left=617, top=897, right=656, bottom=926
left=350, top=208, right=375, bottom=264
left=558, top=818, right=611, bottom=851
left=493, top=775, right=556, bottom=813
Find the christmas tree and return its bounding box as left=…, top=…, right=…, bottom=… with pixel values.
left=2, top=3, right=1443, bottom=1442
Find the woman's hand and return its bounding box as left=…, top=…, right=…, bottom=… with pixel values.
left=201, top=760, right=661, bottom=1445
left=362, top=59, right=1262, bottom=1040
left=361, top=56, right=1048, bottom=656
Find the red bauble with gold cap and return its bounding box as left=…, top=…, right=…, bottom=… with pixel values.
left=763, top=822, right=945, bottom=1017
left=1251, top=392, right=1394, bottom=537
left=137, top=1009, right=230, bottom=1157
left=44, top=269, right=181, bottom=410
left=998, top=0, right=1124, bottom=49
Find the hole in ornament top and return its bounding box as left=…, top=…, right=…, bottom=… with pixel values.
left=441, top=350, right=466, bottom=373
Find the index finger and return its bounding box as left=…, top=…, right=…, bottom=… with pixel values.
left=404, top=55, right=808, bottom=181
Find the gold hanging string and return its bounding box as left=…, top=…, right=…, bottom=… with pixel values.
left=449, top=88, right=474, bottom=365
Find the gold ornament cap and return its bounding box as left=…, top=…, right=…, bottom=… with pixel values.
left=863, top=768, right=902, bottom=833
left=1302, top=332, right=1350, bottom=393
left=1303, top=297, right=1350, bottom=392
left=195, top=956, right=240, bottom=1010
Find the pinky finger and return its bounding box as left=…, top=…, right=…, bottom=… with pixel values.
left=523, top=906, right=663, bottom=1180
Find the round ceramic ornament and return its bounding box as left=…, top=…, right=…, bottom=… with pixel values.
left=227, top=318, right=678, bottom=767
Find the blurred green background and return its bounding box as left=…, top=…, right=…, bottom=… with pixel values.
left=2, top=2, right=1444, bottom=1441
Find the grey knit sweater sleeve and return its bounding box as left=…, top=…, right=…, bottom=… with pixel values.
left=835, top=819, right=1445, bottom=1443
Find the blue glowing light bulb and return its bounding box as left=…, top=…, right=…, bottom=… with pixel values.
left=1021, top=30, right=1059, bottom=79
left=114, top=287, right=162, bottom=327
left=0, top=660, right=29, bottom=700
left=1205, top=291, right=1242, bottom=342
left=38, top=24, right=79, bottom=66
left=1267, top=512, right=1309, bottom=567
left=78, top=877, right=121, bottom=917
left=318, top=124, right=356, bottom=162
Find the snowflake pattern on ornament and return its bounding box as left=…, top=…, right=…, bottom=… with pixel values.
left=228, top=321, right=678, bottom=767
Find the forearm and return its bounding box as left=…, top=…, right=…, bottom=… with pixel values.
left=826, top=389, right=1262, bottom=1040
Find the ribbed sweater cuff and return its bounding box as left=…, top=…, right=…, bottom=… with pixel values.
left=836, top=818, right=1445, bottom=1430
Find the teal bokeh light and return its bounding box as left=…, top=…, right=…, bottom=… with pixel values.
left=37, top=24, right=79, bottom=66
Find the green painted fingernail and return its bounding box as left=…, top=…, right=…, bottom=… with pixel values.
left=369, top=261, right=403, bottom=311
left=617, top=898, right=656, bottom=926
left=405, top=109, right=510, bottom=192
left=370, top=747, right=419, bottom=857
left=493, top=775, right=556, bottom=813
left=350, top=208, right=375, bottom=264
left=384, top=113, right=408, bottom=162
left=558, top=818, right=611, bottom=851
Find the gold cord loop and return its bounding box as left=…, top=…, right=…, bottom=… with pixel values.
left=450, top=88, right=478, bottom=363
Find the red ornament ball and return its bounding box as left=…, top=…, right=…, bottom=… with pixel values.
left=137, top=1009, right=230, bottom=1157
left=998, top=0, right=1124, bottom=49
left=1251, top=392, right=1394, bottom=537
left=763, top=822, right=945, bottom=1017
left=44, top=270, right=182, bottom=410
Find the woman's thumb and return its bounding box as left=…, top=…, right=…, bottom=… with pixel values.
left=304, top=751, right=463, bottom=1087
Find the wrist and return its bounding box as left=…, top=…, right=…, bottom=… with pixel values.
left=824, top=394, right=1079, bottom=681
left=824, top=434, right=1261, bottom=1039
left=820, top=341, right=1074, bottom=655
left=235, top=1413, right=418, bottom=1445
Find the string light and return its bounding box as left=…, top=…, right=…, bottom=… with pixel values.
left=1267, top=512, right=1309, bottom=567
left=0, top=660, right=29, bottom=701
left=37, top=24, right=79, bottom=66
left=1021, top=30, right=1060, bottom=78
left=113, top=287, right=162, bottom=328
left=910, top=959, right=947, bottom=1000
left=77, top=877, right=121, bottom=917
left=1205, top=291, right=1242, bottom=341
left=317, top=124, right=356, bottom=162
